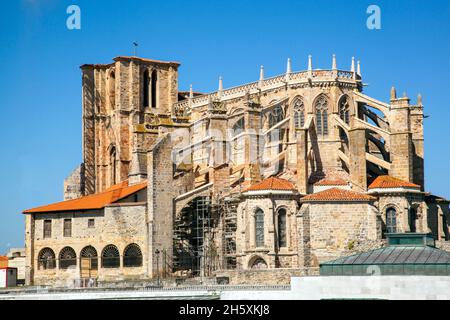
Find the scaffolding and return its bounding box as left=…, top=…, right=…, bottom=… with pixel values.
left=220, top=195, right=239, bottom=270
left=173, top=196, right=215, bottom=277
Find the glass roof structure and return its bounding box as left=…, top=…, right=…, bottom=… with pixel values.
left=320, top=233, right=450, bottom=276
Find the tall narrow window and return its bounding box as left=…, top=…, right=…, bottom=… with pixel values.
left=315, top=95, right=328, bottom=136
left=339, top=95, right=350, bottom=125
left=110, top=146, right=117, bottom=186
left=232, top=117, right=245, bottom=137
left=43, top=220, right=52, bottom=239
left=151, top=70, right=157, bottom=109
left=109, top=71, right=116, bottom=110
left=278, top=209, right=287, bottom=248
left=255, top=209, right=265, bottom=247
left=293, top=97, right=305, bottom=129
left=143, top=69, right=150, bottom=108
left=63, top=219, right=72, bottom=237
left=386, top=207, right=397, bottom=234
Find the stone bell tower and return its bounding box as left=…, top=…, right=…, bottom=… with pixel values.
left=76, top=56, right=180, bottom=196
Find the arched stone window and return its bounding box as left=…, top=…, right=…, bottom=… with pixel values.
left=38, top=248, right=56, bottom=270
left=110, top=146, right=117, bottom=186
left=59, top=247, right=77, bottom=269
left=101, top=245, right=120, bottom=268
left=339, top=95, right=350, bottom=125
left=255, top=209, right=265, bottom=247
left=81, top=246, right=98, bottom=270
left=277, top=209, right=287, bottom=248
left=409, top=207, right=417, bottom=233
left=386, top=207, right=397, bottom=234
left=123, top=244, right=143, bottom=267
left=143, top=69, right=150, bottom=108
left=315, top=95, right=328, bottom=136
left=151, top=70, right=158, bottom=109
left=293, top=97, right=305, bottom=129
left=250, top=257, right=268, bottom=269
left=269, top=105, right=285, bottom=128
left=109, top=71, right=116, bottom=110
left=232, top=117, right=245, bottom=137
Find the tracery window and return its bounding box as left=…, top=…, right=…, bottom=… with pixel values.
left=101, top=244, right=120, bottom=268
left=255, top=209, right=265, bottom=247
left=143, top=69, right=150, bottom=108
left=315, top=95, right=328, bottom=136
left=151, top=70, right=158, bottom=109
left=232, top=117, right=245, bottom=137
left=123, top=244, right=143, bottom=267
left=339, top=95, right=350, bottom=125
left=293, top=97, right=305, bottom=129
left=59, top=247, right=77, bottom=269
left=38, top=248, right=56, bottom=270
left=269, top=105, right=285, bottom=128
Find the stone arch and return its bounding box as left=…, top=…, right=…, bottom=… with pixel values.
left=101, top=244, right=120, bottom=268
left=123, top=243, right=143, bottom=267
left=59, top=246, right=77, bottom=269
left=38, top=248, right=56, bottom=270
left=291, top=95, right=305, bottom=129
left=248, top=255, right=268, bottom=269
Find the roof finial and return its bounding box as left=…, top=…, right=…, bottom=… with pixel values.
left=259, top=65, right=264, bottom=81
left=418, top=93, right=423, bottom=106
left=286, top=58, right=292, bottom=74
left=189, top=84, right=193, bottom=99
left=357, top=60, right=361, bottom=76
left=403, top=91, right=408, bottom=98
left=308, top=54, right=312, bottom=71
left=332, top=54, right=337, bottom=70
left=351, top=57, right=355, bottom=72
left=218, top=76, right=223, bottom=98
left=390, top=86, right=397, bottom=100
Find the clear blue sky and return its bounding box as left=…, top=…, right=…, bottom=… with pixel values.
left=0, top=0, right=449, bottom=254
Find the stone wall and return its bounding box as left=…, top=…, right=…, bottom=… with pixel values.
left=63, top=164, right=85, bottom=200
left=215, top=268, right=318, bottom=285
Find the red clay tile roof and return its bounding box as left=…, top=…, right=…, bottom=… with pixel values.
left=314, top=178, right=348, bottom=186
left=301, top=188, right=376, bottom=202
left=23, top=181, right=147, bottom=214
left=245, top=176, right=296, bottom=192
left=368, top=175, right=420, bottom=189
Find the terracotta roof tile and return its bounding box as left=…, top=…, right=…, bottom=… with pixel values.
left=23, top=181, right=147, bottom=214
left=301, top=188, right=376, bottom=202
left=368, top=175, right=420, bottom=189
left=245, top=177, right=296, bottom=192
left=314, top=178, right=348, bottom=186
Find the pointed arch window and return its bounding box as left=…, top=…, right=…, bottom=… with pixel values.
left=315, top=95, right=328, bottom=136
left=109, top=71, right=116, bottom=110
left=269, top=105, right=285, bottom=128
left=232, top=117, right=245, bottom=137
left=339, top=95, right=350, bottom=125
left=293, top=98, right=305, bottom=129
left=255, top=209, right=265, bottom=247
left=151, top=70, right=158, bottom=109
left=110, top=146, right=117, bottom=186
left=143, top=69, right=150, bottom=108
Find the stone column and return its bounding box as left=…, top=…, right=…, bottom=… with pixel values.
left=24, top=214, right=35, bottom=286
left=389, top=96, right=413, bottom=182
left=348, top=125, right=367, bottom=192
left=243, top=97, right=262, bottom=187
left=147, top=133, right=175, bottom=278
